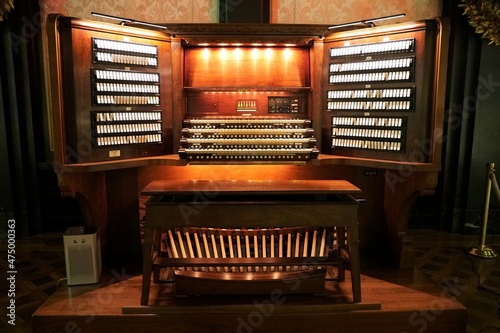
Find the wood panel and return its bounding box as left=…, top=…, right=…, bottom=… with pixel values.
left=142, top=179, right=360, bottom=194
left=105, top=168, right=142, bottom=269
left=184, top=47, right=310, bottom=88
left=32, top=271, right=466, bottom=333
left=185, top=90, right=309, bottom=117
left=136, top=164, right=387, bottom=253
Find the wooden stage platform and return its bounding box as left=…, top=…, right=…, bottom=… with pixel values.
left=32, top=268, right=466, bottom=333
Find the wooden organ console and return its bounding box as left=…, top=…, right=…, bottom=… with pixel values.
left=45, top=14, right=449, bottom=305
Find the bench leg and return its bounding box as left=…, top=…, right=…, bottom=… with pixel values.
left=347, top=224, right=361, bottom=302
left=141, top=227, right=154, bottom=305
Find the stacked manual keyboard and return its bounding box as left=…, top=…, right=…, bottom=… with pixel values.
left=178, top=117, right=319, bottom=162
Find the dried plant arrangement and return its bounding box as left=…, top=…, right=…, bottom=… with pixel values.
left=462, top=0, right=500, bottom=46
left=0, top=0, right=14, bottom=21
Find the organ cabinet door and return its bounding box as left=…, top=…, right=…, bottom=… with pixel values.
left=45, top=15, right=177, bottom=263
left=321, top=19, right=450, bottom=268
left=46, top=15, right=173, bottom=165
left=322, top=19, right=449, bottom=166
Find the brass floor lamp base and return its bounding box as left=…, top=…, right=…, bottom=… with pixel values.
left=468, top=245, right=497, bottom=259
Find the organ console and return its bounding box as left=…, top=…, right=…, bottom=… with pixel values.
left=45, top=14, right=449, bottom=304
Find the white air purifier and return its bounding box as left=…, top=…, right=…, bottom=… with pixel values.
left=63, top=226, right=102, bottom=286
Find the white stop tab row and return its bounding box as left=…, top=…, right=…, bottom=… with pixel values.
left=332, top=138, right=402, bottom=151
left=329, top=57, right=413, bottom=72
left=332, top=128, right=402, bottom=139
left=332, top=117, right=404, bottom=127
left=94, top=69, right=159, bottom=82
left=95, top=82, right=159, bottom=94
left=94, top=38, right=157, bottom=55
left=329, top=71, right=411, bottom=83
left=96, top=95, right=159, bottom=105
left=327, top=88, right=412, bottom=99
left=95, top=111, right=161, bottom=122
left=96, top=123, right=161, bottom=134
left=96, top=134, right=162, bottom=146
left=328, top=100, right=411, bottom=111
left=329, top=39, right=414, bottom=58
left=95, top=52, right=157, bottom=67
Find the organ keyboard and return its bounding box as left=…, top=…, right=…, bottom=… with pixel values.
left=178, top=117, right=319, bottom=161
left=163, top=226, right=347, bottom=296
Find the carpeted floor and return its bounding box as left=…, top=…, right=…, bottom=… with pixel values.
left=1, top=229, right=499, bottom=333
left=411, top=230, right=500, bottom=333
left=1, top=234, right=66, bottom=333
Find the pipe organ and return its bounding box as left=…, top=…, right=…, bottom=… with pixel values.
left=46, top=14, right=449, bottom=303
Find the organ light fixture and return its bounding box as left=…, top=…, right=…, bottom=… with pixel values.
left=91, top=12, right=167, bottom=30
left=328, top=13, right=406, bottom=30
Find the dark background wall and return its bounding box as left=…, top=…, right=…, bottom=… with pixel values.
left=465, top=41, right=500, bottom=231
left=409, top=0, right=500, bottom=237
left=0, top=0, right=84, bottom=238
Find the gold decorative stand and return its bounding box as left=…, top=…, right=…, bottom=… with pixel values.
left=468, top=162, right=498, bottom=259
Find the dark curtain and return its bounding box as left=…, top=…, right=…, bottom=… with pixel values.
left=0, top=0, right=44, bottom=238
left=437, top=0, right=482, bottom=232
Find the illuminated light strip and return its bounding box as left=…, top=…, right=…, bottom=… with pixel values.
left=187, top=118, right=308, bottom=124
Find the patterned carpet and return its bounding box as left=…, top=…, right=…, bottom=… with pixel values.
left=1, top=235, right=66, bottom=333
left=412, top=233, right=500, bottom=333
left=412, top=230, right=500, bottom=333
left=1, top=230, right=499, bottom=333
